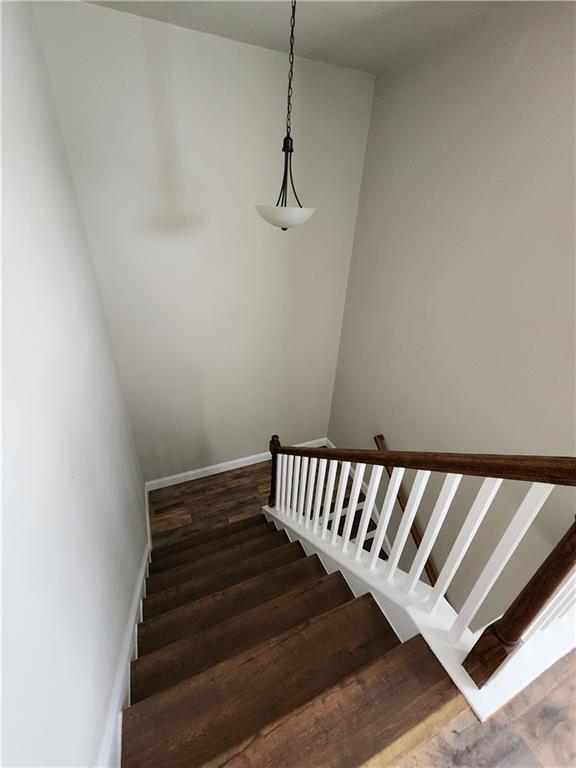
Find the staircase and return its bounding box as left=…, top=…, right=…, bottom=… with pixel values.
left=121, top=463, right=466, bottom=767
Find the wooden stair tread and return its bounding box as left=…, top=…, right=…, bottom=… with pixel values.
left=142, top=540, right=306, bottom=622
left=131, top=571, right=354, bottom=703
left=146, top=529, right=289, bottom=594
left=139, top=549, right=322, bottom=653
left=149, top=521, right=276, bottom=574
left=199, top=635, right=466, bottom=768
left=151, top=514, right=267, bottom=560
left=122, top=595, right=400, bottom=768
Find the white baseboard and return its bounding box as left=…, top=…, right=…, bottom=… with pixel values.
left=145, top=437, right=330, bottom=493
left=94, top=545, right=150, bottom=768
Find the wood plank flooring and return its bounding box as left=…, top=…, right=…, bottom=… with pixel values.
left=149, top=462, right=272, bottom=541
left=396, top=649, right=576, bottom=768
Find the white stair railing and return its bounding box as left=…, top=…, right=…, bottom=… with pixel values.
left=266, top=434, right=576, bottom=719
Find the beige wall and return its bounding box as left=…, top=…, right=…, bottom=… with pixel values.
left=35, top=2, right=374, bottom=481
left=3, top=5, right=147, bottom=765
left=329, top=3, right=575, bottom=623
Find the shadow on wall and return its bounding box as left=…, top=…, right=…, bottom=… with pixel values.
left=142, top=21, right=205, bottom=234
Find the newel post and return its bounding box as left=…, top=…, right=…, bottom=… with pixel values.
left=268, top=434, right=281, bottom=507
left=463, top=518, right=576, bottom=688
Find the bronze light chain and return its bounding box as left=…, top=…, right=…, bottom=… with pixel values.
left=276, top=0, right=303, bottom=212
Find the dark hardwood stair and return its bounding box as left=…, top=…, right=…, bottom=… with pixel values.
left=142, top=540, right=306, bottom=621
left=138, top=551, right=324, bottom=654
left=123, top=465, right=466, bottom=768
left=199, top=635, right=467, bottom=768
left=131, top=571, right=353, bottom=703
left=146, top=528, right=289, bottom=594
left=151, top=514, right=267, bottom=560
left=149, top=520, right=276, bottom=574
left=123, top=595, right=399, bottom=768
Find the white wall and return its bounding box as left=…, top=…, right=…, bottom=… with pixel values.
left=328, top=3, right=575, bottom=623
left=35, top=2, right=374, bottom=481
left=2, top=4, right=148, bottom=765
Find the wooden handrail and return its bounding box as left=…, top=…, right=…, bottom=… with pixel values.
left=373, top=434, right=438, bottom=587
left=274, top=445, right=576, bottom=486
left=463, top=519, right=576, bottom=687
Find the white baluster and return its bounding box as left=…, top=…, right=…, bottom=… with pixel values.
left=285, top=455, right=294, bottom=516
left=386, top=470, right=430, bottom=582
left=450, top=482, right=554, bottom=642
left=304, top=458, right=317, bottom=529
left=311, top=459, right=326, bottom=534
left=558, top=589, right=576, bottom=620
left=341, top=464, right=366, bottom=553
left=320, top=460, right=337, bottom=538
left=426, top=477, right=502, bottom=613
left=280, top=455, right=288, bottom=514
left=291, top=456, right=301, bottom=520
left=297, top=457, right=308, bottom=524
left=355, top=466, right=384, bottom=560
left=331, top=462, right=351, bottom=545
left=405, top=473, right=462, bottom=594
left=524, top=572, right=576, bottom=639
left=275, top=453, right=282, bottom=511
left=369, top=468, right=405, bottom=569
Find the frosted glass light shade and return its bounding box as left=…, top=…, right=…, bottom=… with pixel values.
left=256, top=205, right=315, bottom=229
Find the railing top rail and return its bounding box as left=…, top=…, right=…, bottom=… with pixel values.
left=273, top=443, right=576, bottom=486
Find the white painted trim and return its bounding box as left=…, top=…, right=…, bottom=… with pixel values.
left=94, top=545, right=150, bottom=768
left=144, top=486, right=152, bottom=553
left=144, top=438, right=329, bottom=493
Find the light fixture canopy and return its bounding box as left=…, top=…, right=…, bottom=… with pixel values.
left=256, top=0, right=315, bottom=230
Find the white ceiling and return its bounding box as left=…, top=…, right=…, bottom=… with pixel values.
left=94, top=1, right=499, bottom=74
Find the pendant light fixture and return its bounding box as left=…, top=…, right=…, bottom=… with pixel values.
left=256, top=0, right=315, bottom=230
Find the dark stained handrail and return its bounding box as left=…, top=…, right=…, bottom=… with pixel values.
left=274, top=444, right=576, bottom=486
left=463, top=519, right=576, bottom=687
